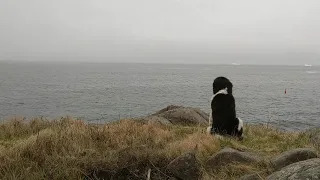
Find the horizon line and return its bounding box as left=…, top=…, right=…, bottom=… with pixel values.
left=0, top=60, right=318, bottom=67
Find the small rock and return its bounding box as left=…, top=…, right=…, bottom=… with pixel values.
left=206, top=148, right=263, bottom=170
left=271, top=148, right=318, bottom=170
left=267, top=158, right=320, bottom=180
left=167, top=151, right=200, bottom=180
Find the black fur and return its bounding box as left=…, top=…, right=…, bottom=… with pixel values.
left=212, top=76, right=233, bottom=94
left=209, top=77, right=243, bottom=138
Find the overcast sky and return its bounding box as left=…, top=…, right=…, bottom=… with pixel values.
left=0, top=0, right=319, bottom=65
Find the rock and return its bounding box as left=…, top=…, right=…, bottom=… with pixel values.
left=151, top=105, right=209, bottom=126
left=192, top=108, right=210, bottom=122
left=167, top=151, right=200, bottom=180
left=142, top=116, right=172, bottom=125
left=266, top=158, right=320, bottom=180
left=152, top=105, right=182, bottom=116
left=206, top=148, right=263, bottom=170
left=239, top=172, right=264, bottom=180
left=271, top=148, right=318, bottom=170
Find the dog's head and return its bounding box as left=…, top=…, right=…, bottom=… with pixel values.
left=213, top=76, right=233, bottom=94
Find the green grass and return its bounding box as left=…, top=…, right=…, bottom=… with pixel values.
left=0, top=117, right=316, bottom=180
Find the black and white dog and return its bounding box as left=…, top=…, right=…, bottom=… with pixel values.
left=207, top=77, right=244, bottom=139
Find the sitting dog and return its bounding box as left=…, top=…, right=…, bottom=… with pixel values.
left=207, top=77, right=243, bottom=139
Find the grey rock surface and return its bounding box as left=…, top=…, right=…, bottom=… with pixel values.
left=267, top=158, right=320, bottom=180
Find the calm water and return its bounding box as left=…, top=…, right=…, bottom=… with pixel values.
left=0, top=62, right=319, bottom=131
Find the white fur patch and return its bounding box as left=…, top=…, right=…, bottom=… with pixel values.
left=237, top=118, right=244, bottom=131
left=207, top=126, right=212, bottom=134
left=212, top=88, right=228, bottom=100
left=210, top=94, right=215, bottom=103
left=209, top=88, right=228, bottom=113
left=210, top=88, right=228, bottom=106
left=215, top=134, right=224, bottom=140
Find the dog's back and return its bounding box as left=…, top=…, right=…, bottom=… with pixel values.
left=208, top=77, right=243, bottom=138
left=211, top=91, right=238, bottom=136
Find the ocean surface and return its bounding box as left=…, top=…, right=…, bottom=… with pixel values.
left=0, top=62, right=319, bottom=131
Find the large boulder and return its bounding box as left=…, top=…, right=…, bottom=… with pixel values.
left=150, top=105, right=209, bottom=126
left=271, top=148, right=318, bottom=170
left=206, top=148, right=264, bottom=170
left=266, top=158, right=320, bottom=180
left=167, top=151, right=201, bottom=180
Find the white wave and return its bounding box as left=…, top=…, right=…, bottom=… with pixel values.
left=306, top=71, right=318, bottom=74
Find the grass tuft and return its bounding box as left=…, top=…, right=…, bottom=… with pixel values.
left=0, top=118, right=316, bottom=180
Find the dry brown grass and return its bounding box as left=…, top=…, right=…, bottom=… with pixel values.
left=0, top=117, right=315, bottom=180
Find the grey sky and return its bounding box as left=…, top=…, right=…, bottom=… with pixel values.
left=0, top=0, right=319, bottom=65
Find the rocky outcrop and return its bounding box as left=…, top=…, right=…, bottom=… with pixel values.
left=146, top=105, right=209, bottom=126
left=167, top=151, right=201, bottom=180
left=270, top=148, right=318, bottom=171
left=267, top=158, right=320, bottom=180
left=206, top=148, right=264, bottom=170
